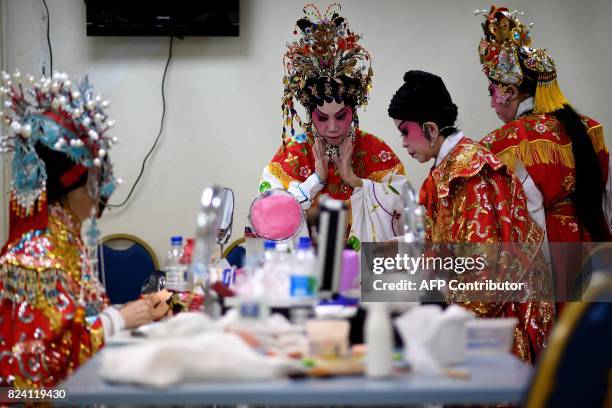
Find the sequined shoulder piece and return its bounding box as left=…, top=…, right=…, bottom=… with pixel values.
left=0, top=228, right=72, bottom=307
left=432, top=137, right=506, bottom=199
left=1, top=228, right=63, bottom=272
left=481, top=116, right=529, bottom=156
left=0, top=205, right=83, bottom=306
left=481, top=113, right=607, bottom=171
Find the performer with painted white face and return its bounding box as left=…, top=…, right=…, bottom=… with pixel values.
left=259, top=4, right=407, bottom=249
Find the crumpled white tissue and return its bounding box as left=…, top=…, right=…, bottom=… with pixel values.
left=100, top=331, right=298, bottom=387
left=394, top=304, right=474, bottom=373
left=221, top=309, right=308, bottom=356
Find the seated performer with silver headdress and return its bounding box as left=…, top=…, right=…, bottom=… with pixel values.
left=0, top=72, right=162, bottom=387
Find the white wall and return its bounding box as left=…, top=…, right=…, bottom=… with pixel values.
left=3, top=0, right=611, bottom=261
left=0, top=0, right=8, bottom=244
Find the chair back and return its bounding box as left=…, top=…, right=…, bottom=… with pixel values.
left=222, top=237, right=245, bottom=269
left=99, top=234, right=159, bottom=304
left=524, top=272, right=612, bottom=408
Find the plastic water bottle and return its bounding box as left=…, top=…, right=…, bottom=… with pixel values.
left=288, top=237, right=317, bottom=325
left=290, top=237, right=318, bottom=300
left=262, top=240, right=277, bottom=264
left=165, top=236, right=190, bottom=292
left=258, top=240, right=292, bottom=304
left=237, top=243, right=270, bottom=321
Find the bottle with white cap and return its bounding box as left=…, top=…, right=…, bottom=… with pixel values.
left=365, top=302, right=394, bottom=378
left=290, top=237, right=318, bottom=300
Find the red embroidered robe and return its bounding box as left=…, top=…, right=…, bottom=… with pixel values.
left=420, top=137, right=554, bottom=363
left=0, top=204, right=106, bottom=388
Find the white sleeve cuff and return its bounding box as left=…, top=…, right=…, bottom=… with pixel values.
left=100, top=306, right=126, bottom=341
left=301, top=173, right=325, bottom=197
left=288, top=173, right=325, bottom=209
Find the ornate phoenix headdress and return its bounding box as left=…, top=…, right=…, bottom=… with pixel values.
left=475, top=6, right=568, bottom=113
left=281, top=3, right=373, bottom=141
left=0, top=70, right=118, bottom=246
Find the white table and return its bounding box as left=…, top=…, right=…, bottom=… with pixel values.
left=60, top=349, right=532, bottom=406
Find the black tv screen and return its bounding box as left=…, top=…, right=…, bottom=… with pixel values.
left=86, top=1, right=239, bottom=37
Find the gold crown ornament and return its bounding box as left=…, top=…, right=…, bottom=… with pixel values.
left=475, top=6, right=568, bottom=113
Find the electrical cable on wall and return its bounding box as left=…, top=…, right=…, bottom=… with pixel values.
left=42, top=0, right=53, bottom=74
left=108, top=36, right=174, bottom=208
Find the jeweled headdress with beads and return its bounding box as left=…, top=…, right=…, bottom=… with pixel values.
left=0, top=70, right=118, bottom=247
left=475, top=5, right=568, bottom=113
left=281, top=3, right=373, bottom=141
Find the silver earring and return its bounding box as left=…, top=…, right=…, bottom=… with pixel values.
left=348, top=126, right=356, bottom=142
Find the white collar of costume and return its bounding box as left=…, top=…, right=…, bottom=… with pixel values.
left=435, top=130, right=464, bottom=167
left=516, top=97, right=535, bottom=119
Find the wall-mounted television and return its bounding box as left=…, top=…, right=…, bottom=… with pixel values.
left=86, top=1, right=239, bottom=37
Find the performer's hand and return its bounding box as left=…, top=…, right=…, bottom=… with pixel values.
left=313, top=136, right=329, bottom=183
left=119, top=298, right=154, bottom=329
left=142, top=289, right=173, bottom=320
left=337, top=138, right=362, bottom=188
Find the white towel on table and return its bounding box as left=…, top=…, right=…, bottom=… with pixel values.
left=100, top=331, right=298, bottom=387
left=131, top=312, right=219, bottom=338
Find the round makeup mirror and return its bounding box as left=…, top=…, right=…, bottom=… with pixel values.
left=248, top=189, right=304, bottom=242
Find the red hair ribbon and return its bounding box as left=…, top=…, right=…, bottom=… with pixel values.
left=60, top=164, right=88, bottom=188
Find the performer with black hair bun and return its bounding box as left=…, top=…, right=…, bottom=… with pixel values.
left=259, top=3, right=407, bottom=247
left=389, top=70, right=554, bottom=364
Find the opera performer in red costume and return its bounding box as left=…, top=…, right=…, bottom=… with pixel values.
left=0, top=71, right=157, bottom=387
left=475, top=6, right=612, bottom=301
left=259, top=4, right=407, bottom=248
left=388, top=70, right=554, bottom=364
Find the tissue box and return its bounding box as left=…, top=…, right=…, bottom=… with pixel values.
left=466, top=318, right=517, bottom=353
left=426, top=317, right=468, bottom=365
left=394, top=304, right=473, bottom=368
